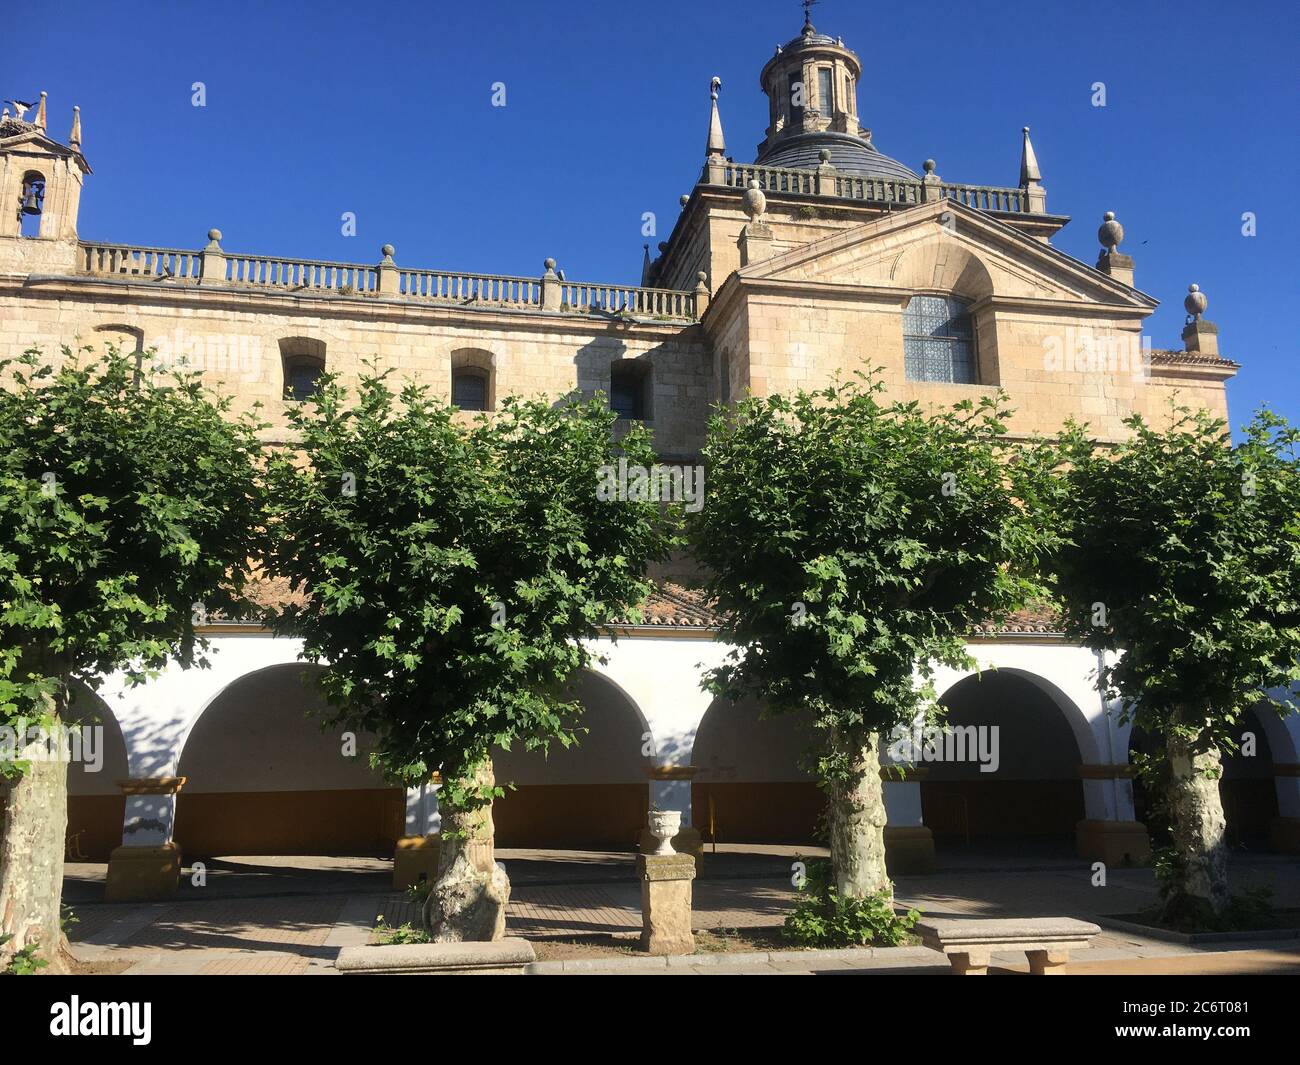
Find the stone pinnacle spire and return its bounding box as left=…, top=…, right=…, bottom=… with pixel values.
left=1019, top=126, right=1041, bottom=185
left=34, top=91, right=47, bottom=131
left=69, top=105, right=82, bottom=150
left=706, top=76, right=725, bottom=159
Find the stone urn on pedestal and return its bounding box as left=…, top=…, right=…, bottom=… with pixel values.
left=647, top=809, right=681, bottom=855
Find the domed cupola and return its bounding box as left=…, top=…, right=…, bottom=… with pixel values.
left=755, top=12, right=916, bottom=182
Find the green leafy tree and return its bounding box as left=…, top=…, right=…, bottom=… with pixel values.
left=264, top=369, right=673, bottom=940
left=690, top=374, right=1050, bottom=902
left=1046, top=406, right=1300, bottom=924
left=0, top=347, right=264, bottom=972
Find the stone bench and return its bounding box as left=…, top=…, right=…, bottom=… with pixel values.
left=916, top=917, right=1101, bottom=975
left=335, top=938, right=536, bottom=975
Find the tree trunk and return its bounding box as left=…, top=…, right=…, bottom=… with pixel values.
left=0, top=690, right=70, bottom=974
left=826, top=730, right=891, bottom=901
left=1164, top=729, right=1230, bottom=916
left=422, top=758, right=511, bottom=942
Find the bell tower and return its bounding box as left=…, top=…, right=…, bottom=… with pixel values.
left=0, top=92, right=91, bottom=271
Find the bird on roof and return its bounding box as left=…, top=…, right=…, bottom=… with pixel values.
left=6, top=99, right=35, bottom=120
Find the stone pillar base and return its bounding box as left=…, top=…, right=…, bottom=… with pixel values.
left=637, top=826, right=703, bottom=861
left=1075, top=820, right=1151, bottom=865
left=393, top=834, right=442, bottom=890
left=637, top=853, right=696, bottom=956
left=885, top=826, right=936, bottom=875
left=1269, top=816, right=1300, bottom=854
left=105, top=842, right=182, bottom=902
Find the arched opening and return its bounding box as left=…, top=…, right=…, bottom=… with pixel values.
left=19, top=170, right=45, bottom=239
left=492, top=671, right=650, bottom=848
left=1129, top=705, right=1280, bottom=850
left=64, top=684, right=131, bottom=860
left=450, top=348, right=495, bottom=412
left=691, top=696, right=821, bottom=844
left=173, top=664, right=401, bottom=856
left=921, top=671, right=1086, bottom=841
left=279, top=337, right=327, bottom=401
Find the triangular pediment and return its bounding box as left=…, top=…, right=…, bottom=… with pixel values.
left=739, top=198, right=1155, bottom=309
left=0, top=128, right=90, bottom=172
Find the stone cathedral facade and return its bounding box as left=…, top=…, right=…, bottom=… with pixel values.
left=2, top=15, right=1295, bottom=899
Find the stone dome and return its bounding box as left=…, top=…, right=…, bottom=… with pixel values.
left=756, top=131, right=918, bottom=182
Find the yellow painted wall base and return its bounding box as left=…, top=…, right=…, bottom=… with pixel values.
left=105, top=842, right=182, bottom=902
left=1269, top=816, right=1300, bottom=854
left=638, top=826, right=703, bottom=861
left=1075, top=820, right=1151, bottom=865
left=393, top=834, right=442, bottom=890
left=884, top=825, right=936, bottom=874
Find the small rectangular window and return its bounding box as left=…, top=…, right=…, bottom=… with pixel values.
left=610, top=363, right=647, bottom=420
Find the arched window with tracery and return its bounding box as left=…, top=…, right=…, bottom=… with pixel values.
left=902, top=295, right=977, bottom=384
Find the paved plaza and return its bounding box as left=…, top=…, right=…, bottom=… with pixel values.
left=62, top=843, right=1300, bottom=975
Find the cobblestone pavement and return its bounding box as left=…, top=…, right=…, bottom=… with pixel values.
left=64, top=845, right=1300, bottom=976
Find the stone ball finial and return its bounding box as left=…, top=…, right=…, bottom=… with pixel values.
left=710, top=75, right=721, bottom=101
left=679, top=194, right=689, bottom=206
left=742, top=178, right=767, bottom=222
left=1098, top=211, right=1124, bottom=252
left=1184, top=283, right=1208, bottom=320
left=923, top=159, right=936, bottom=174
left=381, top=243, right=395, bottom=258
left=818, top=148, right=831, bottom=164
left=1023, top=126, right=1030, bottom=134
left=208, top=228, right=222, bottom=242
left=543, top=257, right=557, bottom=273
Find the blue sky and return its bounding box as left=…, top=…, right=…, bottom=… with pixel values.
left=11, top=0, right=1297, bottom=433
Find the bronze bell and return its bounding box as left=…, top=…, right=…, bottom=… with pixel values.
left=21, top=185, right=42, bottom=215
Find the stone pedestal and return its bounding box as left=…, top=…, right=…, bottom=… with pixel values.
left=1181, top=319, right=1220, bottom=357
left=884, top=825, right=936, bottom=874
left=1075, top=819, right=1151, bottom=865
left=1096, top=250, right=1135, bottom=288
left=105, top=842, right=183, bottom=902
left=1269, top=816, right=1300, bottom=854
left=393, top=834, right=442, bottom=890
left=738, top=221, right=773, bottom=266
left=637, top=853, right=696, bottom=956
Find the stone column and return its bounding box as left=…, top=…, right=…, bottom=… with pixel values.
left=815, top=149, right=838, bottom=197
left=1074, top=764, right=1151, bottom=864
left=540, top=258, right=561, bottom=311
left=105, top=776, right=186, bottom=902
left=692, top=271, right=711, bottom=317
left=640, top=765, right=702, bottom=859
left=200, top=228, right=226, bottom=284
left=921, top=159, right=942, bottom=203
left=377, top=243, right=399, bottom=296
left=394, top=774, right=442, bottom=889
left=637, top=852, right=696, bottom=955
left=1270, top=763, right=1300, bottom=854
left=882, top=767, right=936, bottom=874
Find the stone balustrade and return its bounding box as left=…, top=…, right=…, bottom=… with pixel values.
left=80, top=242, right=203, bottom=281
left=75, top=238, right=701, bottom=322
left=710, top=160, right=1034, bottom=215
